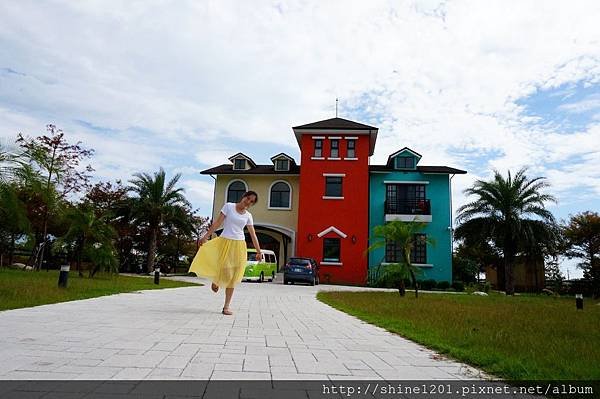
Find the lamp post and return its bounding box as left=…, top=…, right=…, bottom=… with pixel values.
left=58, top=264, right=69, bottom=288
left=575, top=294, right=583, bottom=310
left=154, top=267, right=160, bottom=285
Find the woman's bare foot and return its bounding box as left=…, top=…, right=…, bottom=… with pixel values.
left=211, top=283, right=219, bottom=293
left=221, top=307, right=233, bottom=315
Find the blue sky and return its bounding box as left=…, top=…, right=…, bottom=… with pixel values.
left=2, top=0, right=600, bottom=277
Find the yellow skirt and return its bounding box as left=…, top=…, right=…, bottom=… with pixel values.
left=188, top=237, right=247, bottom=288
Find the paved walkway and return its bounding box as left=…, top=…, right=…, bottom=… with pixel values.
left=0, top=276, right=488, bottom=381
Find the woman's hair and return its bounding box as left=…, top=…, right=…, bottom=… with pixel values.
left=241, top=190, right=258, bottom=204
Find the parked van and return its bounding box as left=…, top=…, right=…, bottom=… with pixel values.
left=243, top=249, right=277, bottom=282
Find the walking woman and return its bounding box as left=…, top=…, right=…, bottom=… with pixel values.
left=189, top=191, right=261, bottom=315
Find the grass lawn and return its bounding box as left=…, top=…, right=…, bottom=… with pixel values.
left=0, top=268, right=200, bottom=311
left=317, top=291, right=600, bottom=380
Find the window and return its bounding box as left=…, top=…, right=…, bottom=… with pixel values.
left=330, top=140, right=339, bottom=158
left=325, top=176, right=342, bottom=197
left=395, top=156, right=414, bottom=169
left=314, top=139, right=323, bottom=157
left=346, top=140, right=355, bottom=158
left=411, top=234, right=427, bottom=264
left=234, top=158, right=246, bottom=170
left=323, top=238, right=340, bottom=262
left=227, top=180, right=246, bottom=203
left=275, top=159, right=289, bottom=171
left=385, top=184, right=426, bottom=214
left=385, top=234, right=427, bottom=264
left=269, top=181, right=291, bottom=208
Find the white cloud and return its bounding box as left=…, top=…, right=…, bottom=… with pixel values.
left=1, top=0, right=600, bottom=236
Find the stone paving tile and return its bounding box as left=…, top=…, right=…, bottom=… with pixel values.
left=0, top=276, right=487, bottom=381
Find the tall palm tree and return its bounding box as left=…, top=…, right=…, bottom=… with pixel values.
left=455, top=168, right=557, bottom=295
left=368, top=220, right=433, bottom=297
left=128, top=169, right=190, bottom=273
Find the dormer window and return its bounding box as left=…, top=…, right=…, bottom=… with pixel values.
left=395, top=156, right=414, bottom=169
left=275, top=159, right=289, bottom=171
left=270, top=153, right=296, bottom=171
left=228, top=152, right=256, bottom=171
left=234, top=159, right=246, bottom=170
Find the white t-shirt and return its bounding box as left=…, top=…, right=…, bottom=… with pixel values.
left=219, top=202, right=254, bottom=240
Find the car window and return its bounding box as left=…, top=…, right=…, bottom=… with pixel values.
left=289, top=258, right=310, bottom=266
left=247, top=252, right=257, bottom=261
left=267, top=254, right=274, bottom=263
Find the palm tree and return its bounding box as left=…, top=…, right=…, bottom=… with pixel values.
left=128, top=169, right=190, bottom=273
left=367, top=220, right=433, bottom=297
left=455, top=168, right=557, bottom=295
left=59, top=204, right=116, bottom=276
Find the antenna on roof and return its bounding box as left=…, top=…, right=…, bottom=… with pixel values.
left=335, top=98, right=338, bottom=118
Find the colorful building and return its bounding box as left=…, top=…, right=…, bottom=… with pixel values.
left=368, top=148, right=466, bottom=282
left=201, top=117, right=466, bottom=285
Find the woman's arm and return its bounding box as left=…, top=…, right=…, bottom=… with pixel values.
left=199, top=212, right=225, bottom=245
left=246, top=224, right=261, bottom=261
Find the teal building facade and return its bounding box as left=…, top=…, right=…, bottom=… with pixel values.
left=368, top=148, right=467, bottom=283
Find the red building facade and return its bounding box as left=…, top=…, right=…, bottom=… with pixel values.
left=294, top=118, right=378, bottom=285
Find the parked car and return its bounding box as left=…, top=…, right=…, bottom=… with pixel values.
left=243, top=249, right=277, bottom=282
left=283, top=257, right=319, bottom=286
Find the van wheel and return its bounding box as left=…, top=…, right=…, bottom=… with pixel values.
left=269, top=271, right=275, bottom=282
left=259, top=272, right=264, bottom=283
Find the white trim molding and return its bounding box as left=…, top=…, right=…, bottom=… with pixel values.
left=320, top=262, right=343, bottom=266
left=311, top=136, right=325, bottom=140
left=385, top=214, right=432, bottom=223
left=317, top=226, right=347, bottom=238
left=328, top=136, right=342, bottom=140
left=311, top=157, right=325, bottom=160
left=383, top=180, right=430, bottom=185
left=322, top=196, right=344, bottom=200
left=327, top=157, right=341, bottom=160
left=381, top=262, right=433, bottom=268
left=344, top=158, right=358, bottom=161
left=323, top=173, right=346, bottom=177
left=267, top=180, right=292, bottom=210
left=344, top=137, right=358, bottom=140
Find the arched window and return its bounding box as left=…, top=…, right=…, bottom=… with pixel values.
left=269, top=181, right=291, bottom=209
left=227, top=180, right=247, bottom=203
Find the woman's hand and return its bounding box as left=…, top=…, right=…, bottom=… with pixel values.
left=255, top=251, right=262, bottom=261
left=199, top=236, right=208, bottom=246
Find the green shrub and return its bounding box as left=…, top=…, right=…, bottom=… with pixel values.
left=437, top=281, right=451, bottom=290
left=452, top=281, right=465, bottom=291
left=418, top=279, right=437, bottom=290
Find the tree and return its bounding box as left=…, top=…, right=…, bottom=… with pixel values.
left=58, top=203, right=116, bottom=277
left=455, top=168, right=558, bottom=295
left=0, top=181, right=30, bottom=266
left=16, top=125, right=94, bottom=270
left=367, top=220, right=432, bottom=297
left=563, top=211, right=600, bottom=298
left=128, top=168, right=190, bottom=273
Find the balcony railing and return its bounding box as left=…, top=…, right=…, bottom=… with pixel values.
left=384, top=199, right=431, bottom=215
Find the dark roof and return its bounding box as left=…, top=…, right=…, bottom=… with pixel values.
left=293, top=117, right=377, bottom=130
left=201, top=164, right=300, bottom=175
left=370, top=165, right=467, bottom=174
